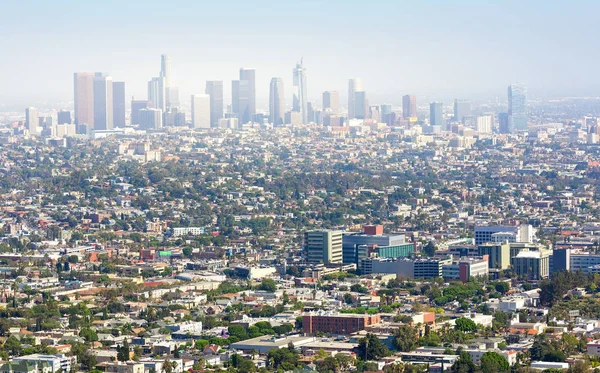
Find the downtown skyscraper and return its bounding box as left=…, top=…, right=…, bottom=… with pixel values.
left=74, top=72, right=95, bottom=129
left=205, top=81, right=224, bottom=127
left=348, top=78, right=362, bottom=119
left=112, top=81, right=126, bottom=127
left=508, top=83, right=527, bottom=131
left=402, top=95, right=417, bottom=119
left=453, top=99, right=471, bottom=123
left=293, top=60, right=307, bottom=124
left=269, top=77, right=285, bottom=126
left=191, top=94, right=211, bottom=129
left=429, top=102, right=443, bottom=127
left=238, top=68, right=256, bottom=124
left=322, top=91, right=340, bottom=114
left=93, top=73, right=113, bottom=130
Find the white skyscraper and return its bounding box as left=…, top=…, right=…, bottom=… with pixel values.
left=93, top=73, right=113, bottom=130
left=476, top=115, right=492, bottom=134
left=25, top=107, right=38, bottom=134
left=348, top=78, right=363, bottom=119
left=148, top=76, right=166, bottom=111
left=161, top=54, right=171, bottom=88
left=293, top=60, right=307, bottom=124
left=191, top=94, right=211, bottom=129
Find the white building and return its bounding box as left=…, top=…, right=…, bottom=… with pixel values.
left=475, top=115, right=492, bottom=134
left=191, top=94, right=211, bottom=129
left=13, top=354, right=76, bottom=373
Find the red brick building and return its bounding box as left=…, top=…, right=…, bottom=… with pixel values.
left=302, top=313, right=381, bottom=334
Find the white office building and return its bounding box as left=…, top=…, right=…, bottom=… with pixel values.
left=191, top=94, right=211, bottom=129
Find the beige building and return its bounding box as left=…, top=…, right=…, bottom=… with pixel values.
left=305, top=230, right=343, bottom=264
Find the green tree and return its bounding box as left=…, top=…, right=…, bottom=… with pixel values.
left=393, top=325, right=418, bottom=352
left=451, top=351, right=477, bottom=373
left=258, top=278, right=277, bottom=292
left=480, top=351, right=509, bottom=373
left=357, top=333, right=389, bottom=360
left=454, top=317, right=477, bottom=332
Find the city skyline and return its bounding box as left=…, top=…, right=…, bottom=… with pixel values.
left=1, top=1, right=599, bottom=108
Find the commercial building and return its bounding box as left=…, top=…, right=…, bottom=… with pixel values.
left=269, top=78, right=285, bottom=126
left=353, top=91, right=368, bottom=120
left=148, top=76, right=166, bottom=111
left=74, top=72, right=95, bottom=129
left=112, top=81, right=126, bottom=127
left=25, top=107, right=38, bottom=134
left=138, top=108, right=162, bottom=130
left=454, top=99, right=471, bottom=123
left=348, top=78, right=362, bottom=119
left=474, top=226, right=519, bottom=245
left=478, top=243, right=510, bottom=269
left=191, top=94, right=211, bottom=129
left=475, top=115, right=492, bottom=134
left=323, top=91, right=340, bottom=113
left=93, top=73, right=113, bottom=131
left=292, top=61, right=307, bottom=123
left=205, top=81, right=224, bottom=127
left=569, top=253, right=600, bottom=274
left=511, top=250, right=551, bottom=280
left=508, top=83, right=527, bottom=131
left=499, top=112, right=510, bottom=134
left=429, top=102, right=444, bottom=127
left=13, top=354, right=76, bottom=373
left=57, top=110, right=71, bottom=125
left=403, top=95, right=417, bottom=119
left=131, top=99, right=149, bottom=125
left=302, top=312, right=380, bottom=334
left=342, top=226, right=408, bottom=264
left=362, top=256, right=452, bottom=279
left=442, top=256, right=489, bottom=282
left=305, top=230, right=343, bottom=264
left=239, top=68, right=256, bottom=124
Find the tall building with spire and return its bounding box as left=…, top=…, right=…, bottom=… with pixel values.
left=293, top=60, right=307, bottom=123
left=269, top=77, right=285, bottom=126
left=205, top=81, right=224, bottom=127
left=238, top=68, right=256, bottom=124
left=348, top=78, right=362, bottom=119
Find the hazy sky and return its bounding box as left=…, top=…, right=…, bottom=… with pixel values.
left=1, top=0, right=599, bottom=109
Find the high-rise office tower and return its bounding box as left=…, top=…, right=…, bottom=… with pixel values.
left=453, top=99, right=471, bottom=123
left=293, top=60, right=307, bottom=123
left=429, top=102, right=444, bottom=127
left=269, top=77, right=285, bottom=126
left=167, top=87, right=180, bottom=108
left=191, top=94, right=211, bottom=129
left=348, top=78, right=363, bottom=119
left=353, top=90, right=367, bottom=119
left=131, top=98, right=150, bottom=125
left=57, top=110, right=71, bottom=124
left=25, top=107, right=38, bottom=134
left=161, top=54, right=176, bottom=109
left=476, top=115, right=492, bottom=133
left=148, top=76, right=165, bottom=111
left=231, top=80, right=240, bottom=116
left=508, top=83, right=527, bottom=131
left=139, top=108, right=163, bottom=130
left=369, top=106, right=380, bottom=122
left=93, top=73, right=113, bottom=130
left=498, top=112, right=510, bottom=134
left=74, top=72, right=95, bottom=128
left=205, top=81, right=224, bottom=127
left=322, top=91, right=340, bottom=113
left=402, top=95, right=417, bottom=119
left=380, top=104, right=392, bottom=124
left=305, top=230, right=343, bottom=264
left=161, top=54, right=171, bottom=88
left=239, top=68, right=256, bottom=124
left=112, top=82, right=126, bottom=127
